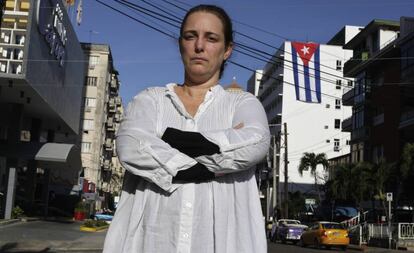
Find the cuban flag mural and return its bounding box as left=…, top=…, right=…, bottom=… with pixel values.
left=291, top=42, right=321, bottom=103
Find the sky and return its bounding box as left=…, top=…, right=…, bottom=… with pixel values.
left=70, top=0, right=414, bottom=105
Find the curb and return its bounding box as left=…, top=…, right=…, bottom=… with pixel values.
left=348, top=244, right=368, bottom=251
left=0, top=219, right=20, bottom=227
left=80, top=225, right=109, bottom=232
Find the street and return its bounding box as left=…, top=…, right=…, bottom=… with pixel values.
left=0, top=220, right=407, bottom=253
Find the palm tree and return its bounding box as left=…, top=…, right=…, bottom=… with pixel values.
left=298, top=152, right=329, bottom=202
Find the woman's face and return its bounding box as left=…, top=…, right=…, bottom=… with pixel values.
left=180, top=11, right=232, bottom=84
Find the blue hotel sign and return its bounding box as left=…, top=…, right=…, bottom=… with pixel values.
left=36, top=0, right=68, bottom=67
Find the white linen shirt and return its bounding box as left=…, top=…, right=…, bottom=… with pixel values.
left=103, top=83, right=270, bottom=253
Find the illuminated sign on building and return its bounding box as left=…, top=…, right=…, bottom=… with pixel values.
left=36, top=0, right=68, bottom=67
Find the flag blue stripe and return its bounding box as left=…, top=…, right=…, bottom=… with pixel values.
left=303, top=65, right=312, bottom=102
left=291, top=45, right=300, bottom=101
left=314, top=46, right=321, bottom=103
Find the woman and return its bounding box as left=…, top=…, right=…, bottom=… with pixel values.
left=103, top=5, right=270, bottom=253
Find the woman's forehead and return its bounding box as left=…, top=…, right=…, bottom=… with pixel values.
left=182, top=11, right=224, bottom=34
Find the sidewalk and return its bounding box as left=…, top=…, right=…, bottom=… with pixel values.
left=0, top=219, right=106, bottom=253
left=348, top=243, right=414, bottom=252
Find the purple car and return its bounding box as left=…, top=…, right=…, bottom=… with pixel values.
left=271, top=219, right=308, bottom=244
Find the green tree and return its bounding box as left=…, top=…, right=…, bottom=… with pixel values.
left=298, top=152, right=329, bottom=202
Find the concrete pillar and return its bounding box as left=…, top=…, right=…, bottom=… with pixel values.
left=4, top=167, right=16, bottom=219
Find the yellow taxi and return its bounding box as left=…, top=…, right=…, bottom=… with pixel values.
left=300, top=221, right=349, bottom=250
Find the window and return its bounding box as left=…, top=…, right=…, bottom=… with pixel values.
left=346, top=140, right=350, bottom=145
left=335, top=99, right=341, bottom=109
left=336, top=80, right=342, bottom=89
left=336, top=60, right=342, bottom=70
left=348, top=80, right=353, bottom=87
left=326, top=139, right=330, bottom=143
left=83, top=119, right=94, bottom=130
left=324, top=125, right=329, bottom=129
left=89, top=56, right=99, bottom=69
left=326, top=104, right=330, bottom=109
left=334, top=119, right=341, bottom=129
left=81, top=142, right=91, bottom=153
left=85, top=76, right=97, bottom=86
left=85, top=97, right=96, bottom=107
left=334, top=139, right=340, bottom=151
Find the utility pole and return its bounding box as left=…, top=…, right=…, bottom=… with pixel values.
left=283, top=122, right=288, bottom=218
left=272, top=135, right=278, bottom=220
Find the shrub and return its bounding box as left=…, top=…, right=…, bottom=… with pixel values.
left=11, top=206, right=25, bottom=219
left=83, top=219, right=108, bottom=227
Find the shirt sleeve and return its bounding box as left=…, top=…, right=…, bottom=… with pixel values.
left=116, top=89, right=197, bottom=192
left=195, top=93, right=270, bottom=173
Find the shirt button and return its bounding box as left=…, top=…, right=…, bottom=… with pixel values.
left=185, top=202, right=192, bottom=208
left=183, top=233, right=189, bottom=238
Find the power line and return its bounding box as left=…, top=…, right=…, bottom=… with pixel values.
left=95, top=0, right=176, bottom=39
left=116, top=0, right=352, bottom=90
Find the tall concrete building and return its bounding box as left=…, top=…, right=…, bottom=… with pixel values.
left=80, top=43, right=123, bottom=210
left=247, top=27, right=362, bottom=204
left=0, top=0, right=84, bottom=218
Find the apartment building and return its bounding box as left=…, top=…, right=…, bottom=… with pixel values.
left=80, top=43, right=123, bottom=210
left=247, top=27, right=363, bottom=204
left=342, top=17, right=414, bottom=163
left=0, top=0, right=84, bottom=218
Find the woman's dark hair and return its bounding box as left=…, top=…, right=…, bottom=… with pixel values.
left=180, top=4, right=234, bottom=78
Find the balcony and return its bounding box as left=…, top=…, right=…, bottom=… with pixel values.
left=399, top=109, right=414, bottom=129
left=108, top=98, right=116, bottom=113
left=342, top=116, right=352, bottom=132
left=106, top=117, right=115, bottom=131
left=102, top=159, right=111, bottom=170
left=351, top=126, right=370, bottom=142
left=110, top=79, right=118, bottom=90
left=114, top=113, right=121, bottom=123
left=105, top=138, right=113, bottom=151
left=342, top=88, right=355, bottom=106
left=343, top=51, right=370, bottom=77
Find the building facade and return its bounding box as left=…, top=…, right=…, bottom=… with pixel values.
left=342, top=17, right=414, bottom=164
left=0, top=0, right=84, bottom=218
left=80, top=43, right=123, bottom=211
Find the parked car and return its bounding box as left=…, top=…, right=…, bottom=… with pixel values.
left=300, top=221, right=349, bottom=250
left=270, top=219, right=308, bottom=244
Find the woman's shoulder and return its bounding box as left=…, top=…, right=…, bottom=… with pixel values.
left=131, top=83, right=175, bottom=100
left=222, top=88, right=258, bottom=102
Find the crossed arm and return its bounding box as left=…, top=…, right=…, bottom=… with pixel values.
left=116, top=89, right=270, bottom=193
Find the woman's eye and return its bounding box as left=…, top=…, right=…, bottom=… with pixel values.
left=183, top=35, right=195, bottom=40
left=208, top=37, right=218, bottom=42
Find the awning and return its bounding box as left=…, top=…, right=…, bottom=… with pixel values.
left=35, top=143, right=81, bottom=171
left=0, top=142, right=81, bottom=171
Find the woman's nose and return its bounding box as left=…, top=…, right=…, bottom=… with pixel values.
left=195, top=38, right=205, bottom=52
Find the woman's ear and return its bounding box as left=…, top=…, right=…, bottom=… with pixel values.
left=224, top=42, right=233, bottom=60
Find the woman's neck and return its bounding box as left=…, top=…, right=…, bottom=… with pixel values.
left=181, top=76, right=219, bottom=99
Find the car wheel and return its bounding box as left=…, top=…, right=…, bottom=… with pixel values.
left=300, top=238, right=306, bottom=247
left=341, top=245, right=348, bottom=251
left=314, top=238, right=321, bottom=249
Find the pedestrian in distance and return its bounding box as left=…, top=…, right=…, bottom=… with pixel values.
left=103, top=4, right=270, bottom=253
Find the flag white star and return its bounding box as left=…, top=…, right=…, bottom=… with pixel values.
left=301, top=46, right=310, bottom=55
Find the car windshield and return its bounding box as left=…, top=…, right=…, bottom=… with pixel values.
left=322, top=223, right=344, bottom=229
left=285, top=220, right=300, bottom=225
